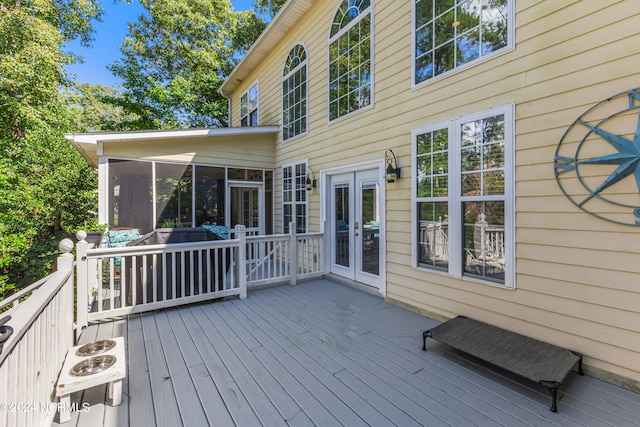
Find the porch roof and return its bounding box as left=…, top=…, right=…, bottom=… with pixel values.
left=65, top=126, right=279, bottom=167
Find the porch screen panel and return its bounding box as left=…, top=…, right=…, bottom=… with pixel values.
left=108, top=159, right=153, bottom=233
left=155, top=163, right=193, bottom=228
left=194, top=166, right=225, bottom=227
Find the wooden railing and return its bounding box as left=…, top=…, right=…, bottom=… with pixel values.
left=0, top=240, right=75, bottom=427
left=76, top=225, right=326, bottom=327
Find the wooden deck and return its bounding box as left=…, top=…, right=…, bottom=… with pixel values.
left=54, top=279, right=640, bottom=426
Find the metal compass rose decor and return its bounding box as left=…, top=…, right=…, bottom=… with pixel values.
left=554, top=88, right=640, bottom=226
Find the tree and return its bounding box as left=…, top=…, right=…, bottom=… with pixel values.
left=0, top=0, right=102, bottom=291
left=252, top=0, right=287, bottom=19
left=65, top=83, right=141, bottom=132
left=109, top=0, right=268, bottom=129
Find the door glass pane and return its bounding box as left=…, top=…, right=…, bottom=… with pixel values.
left=231, top=187, right=259, bottom=231
left=334, top=184, right=349, bottom=268
left=360, top=182, right=379, bottom=275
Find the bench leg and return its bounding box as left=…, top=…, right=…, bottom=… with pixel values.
left=422, top=330, right=432, bottom=351
left=58, top=394, right=71, bottom=423
left=570, top=351, right=584, bottom=375
left=107, top=379, right=123, bottom=406
left=540, top=381, right=560, bottom=412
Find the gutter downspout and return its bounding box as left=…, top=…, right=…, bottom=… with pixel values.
left=220, top=90, right=232, bottom=127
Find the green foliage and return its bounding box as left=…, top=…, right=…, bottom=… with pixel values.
left=252, top=0, right=286, bottom=18
left=65, top=83, right=141, bottom=132
left=108, top=0, right=270, bottom=130
left=0, top=0, right=102, bottom=294
left=0, top=126, right=98, bottom=288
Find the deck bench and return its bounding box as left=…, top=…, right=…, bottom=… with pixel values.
left=422, top=316, right=583, bottom=412
left=55, top=337, right=126, bottom=423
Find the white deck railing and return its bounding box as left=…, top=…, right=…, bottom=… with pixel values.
left=245, top=228, right=324, bottom=287
left=0, top=240, right=75, bottom=427
left=0, top=225, right=325, bottom=425
left=76, top=225, right=325, bottom=327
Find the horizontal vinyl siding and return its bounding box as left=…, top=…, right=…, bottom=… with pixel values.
left=102, top=135, right=275, bottom=169
left=230, top=0, right=640, bottom=387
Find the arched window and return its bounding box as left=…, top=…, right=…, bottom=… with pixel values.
left=328, top=0, right=372, bottom=121
left=282, top=44, right=308, bottom=141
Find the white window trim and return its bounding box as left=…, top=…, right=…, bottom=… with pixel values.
left=326, top=1, right=375, bottom=125
left=282, top=160, right=309, bottom=233
left=240, top=82, right=259, bottom=126
left=282, top=42, right=309, bottom=143
left=411, top=104, right=515, bottom=289
left=411, top=0, right=515, bottom=91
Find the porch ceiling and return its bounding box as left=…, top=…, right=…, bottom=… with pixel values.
left=65, top=126, right=279, bottom=167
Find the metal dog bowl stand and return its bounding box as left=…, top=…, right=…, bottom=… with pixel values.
left=55, top=336, right=126, bottom=423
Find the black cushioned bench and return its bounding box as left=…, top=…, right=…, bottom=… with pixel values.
left=422, top=316, right=583, bottom=412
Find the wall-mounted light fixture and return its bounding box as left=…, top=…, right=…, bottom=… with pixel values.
left=385, top=149, right=401, bottom=183
left=306, top=166, right=317, bottom=191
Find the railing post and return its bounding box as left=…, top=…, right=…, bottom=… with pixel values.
left=289, top=222, right=297, bottom=286
left=236, top=225, right=247, bottom=300
left=75, top=231, right=89, bottom=332
left=57, top=238, right=75, bottom=348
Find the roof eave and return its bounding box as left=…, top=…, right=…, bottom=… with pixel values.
left=66, top=126, right=280, bottom=168
left=219, top=0, right=315, bottom=95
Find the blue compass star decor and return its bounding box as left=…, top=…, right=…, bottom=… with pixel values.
left=554, top=88, right=640, bottom=226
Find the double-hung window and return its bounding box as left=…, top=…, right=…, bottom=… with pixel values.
left=240, top=83, right=258, bottom=126
left=283, top=162, right=308, bottom=233
left=413, top=105, right=514, bottom=288
left=283, top=44, right=308, bottom=141
left=414, top=0, right=512, bottom=86
left=328, top=0, right=372, bottom=121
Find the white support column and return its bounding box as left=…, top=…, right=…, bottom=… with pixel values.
left=289, top=222, right=297, bottom=286
left=236, top=225, right=247, bottom=299
left=97, top=155, right=108, bottom=225
left=75, top=231, right=89, bottom=332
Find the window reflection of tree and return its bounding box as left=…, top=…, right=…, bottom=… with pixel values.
left=415, top=0, right=508, bottom=84
left=329, top=0, right=371, bottom=120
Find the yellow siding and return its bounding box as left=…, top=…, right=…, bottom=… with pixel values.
left=102, top=135, right=275, bottom=169
left=229, top=0, right=640, bottom=389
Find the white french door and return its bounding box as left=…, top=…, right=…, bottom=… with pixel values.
left=330, top=169, right=382, bottom=290
left=228, top=184, right=263, bottom=236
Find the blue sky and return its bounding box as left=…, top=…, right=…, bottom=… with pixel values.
left=66, top=0, right=256, bottom=87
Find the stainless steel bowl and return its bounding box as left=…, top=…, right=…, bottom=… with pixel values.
left=69, top=355, right=116, bottom=377
left=75, top=339, right=116, bottom=357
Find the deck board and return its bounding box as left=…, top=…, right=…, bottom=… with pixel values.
left=237, top=296, right=385, bottom=426
left=141, top=313, right=183, bottom=426
left=177, top=306, right=262, bottom=427
left=52, top=278, right=640, bottom=427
